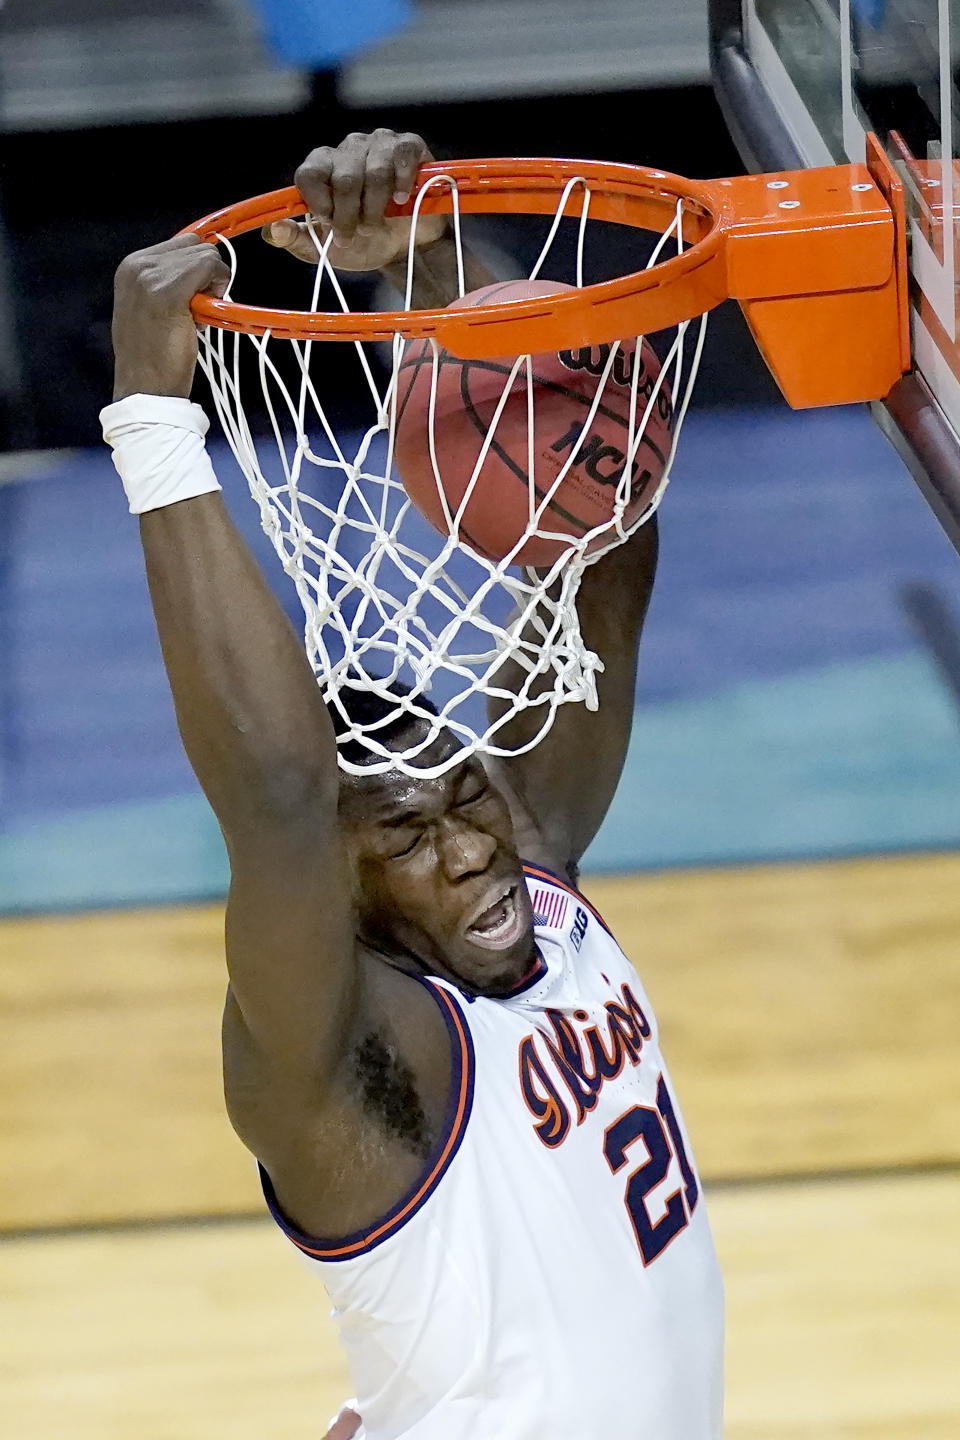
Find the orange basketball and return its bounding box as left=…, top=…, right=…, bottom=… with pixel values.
left=392, top=280, right=673, bottom=566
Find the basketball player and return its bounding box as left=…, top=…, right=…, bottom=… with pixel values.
left=102, top=129, right=724, bottom=1439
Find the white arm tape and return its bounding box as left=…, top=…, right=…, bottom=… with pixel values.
left=100, top=393, right=222, bottom=515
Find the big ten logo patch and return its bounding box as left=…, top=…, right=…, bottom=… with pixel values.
left=571, top=905, right=588, bottom=952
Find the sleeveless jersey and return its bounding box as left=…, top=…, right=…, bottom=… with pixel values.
left=261, top=862, right=724, bottom=1439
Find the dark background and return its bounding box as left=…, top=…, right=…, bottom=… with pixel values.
left=0, top=78, right=781, bottom=453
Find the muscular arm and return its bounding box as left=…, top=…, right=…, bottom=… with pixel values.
left=139, top=495, right=357, bottom=1070
left=108, top=237, right=358, bottom=1105
left=380, top=230, right=496, bottom=307
left=487, top=519, right=659, bottom=879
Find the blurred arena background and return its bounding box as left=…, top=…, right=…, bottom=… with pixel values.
left=1, top=2, right=958, bottom=1436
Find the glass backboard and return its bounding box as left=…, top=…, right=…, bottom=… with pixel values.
left=711, top=0, right=960, bottom=556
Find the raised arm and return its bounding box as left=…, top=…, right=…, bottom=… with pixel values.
left=104, top=237, right=359, bottom=1105
left=487, top=520, right=659, bottom=881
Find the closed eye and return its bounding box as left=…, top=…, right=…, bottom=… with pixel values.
left=458, top=791, right=485, bottom=807
left=388, top=830, right=422, bottom=860
left=457, top=777, right=489, bottom=812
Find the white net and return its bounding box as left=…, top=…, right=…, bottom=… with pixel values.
left=197, top=174, right=708, bottom=776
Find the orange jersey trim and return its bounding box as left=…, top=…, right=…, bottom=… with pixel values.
left=260, top=980, right=475, bottom=1263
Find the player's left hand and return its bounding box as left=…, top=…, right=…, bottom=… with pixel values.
left=264, top=129, right=448, bottom=273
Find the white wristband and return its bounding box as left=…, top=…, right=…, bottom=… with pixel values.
left=100, top=393, right=222, bottom=515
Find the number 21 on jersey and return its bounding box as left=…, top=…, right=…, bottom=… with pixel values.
left=604, top=1075, right=700, bottom=1265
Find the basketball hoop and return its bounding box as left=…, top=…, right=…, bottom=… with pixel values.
left=182, top=148, right=908, bottom=776
left=187, top=147, right=909, bottom=401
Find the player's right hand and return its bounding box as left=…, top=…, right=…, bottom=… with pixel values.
left=264, top=128, right=448, bottom=274
left=111, top=234, right=230, bottom=401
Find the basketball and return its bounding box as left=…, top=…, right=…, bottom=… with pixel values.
left=392, top=280, right=674, bottom=567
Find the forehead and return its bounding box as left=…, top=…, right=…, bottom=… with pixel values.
left=339, top=732, right=475, bottom=820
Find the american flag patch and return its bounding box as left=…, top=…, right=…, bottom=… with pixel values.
left=530, top=886, right=568, bottom=930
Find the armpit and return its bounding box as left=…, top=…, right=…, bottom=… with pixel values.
left=351, top=1028, right=433, bottom=1160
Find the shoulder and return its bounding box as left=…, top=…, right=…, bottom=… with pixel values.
left=226, top=954, right=472, bottom=1244
left=223, top=951, right=454, bottom=1164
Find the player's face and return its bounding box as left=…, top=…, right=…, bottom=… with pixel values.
left=340, top=735, right=537, bottom=997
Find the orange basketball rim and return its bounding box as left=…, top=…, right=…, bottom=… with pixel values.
left=184, top=136, right=910, bottom=412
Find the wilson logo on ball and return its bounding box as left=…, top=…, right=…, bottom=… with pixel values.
left=559, top=344, right=637, bottom=389
left=559, top=345, right=674, bottom=424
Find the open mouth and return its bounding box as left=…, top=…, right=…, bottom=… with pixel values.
left=464, top=883, right=525, bottom=951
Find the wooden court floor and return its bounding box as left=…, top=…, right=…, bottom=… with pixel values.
left=2, top=851, right=959, bottom=1437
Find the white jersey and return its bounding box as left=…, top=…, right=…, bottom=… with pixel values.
left=261, top=862, right=724, bottom=1439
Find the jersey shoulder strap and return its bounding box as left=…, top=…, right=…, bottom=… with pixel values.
left=522, top=860, right=614, bottom=938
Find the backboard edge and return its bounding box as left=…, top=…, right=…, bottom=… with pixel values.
left=709, top=5, right=805, bottom=173
left=708, top=0, right=960, bottom=560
